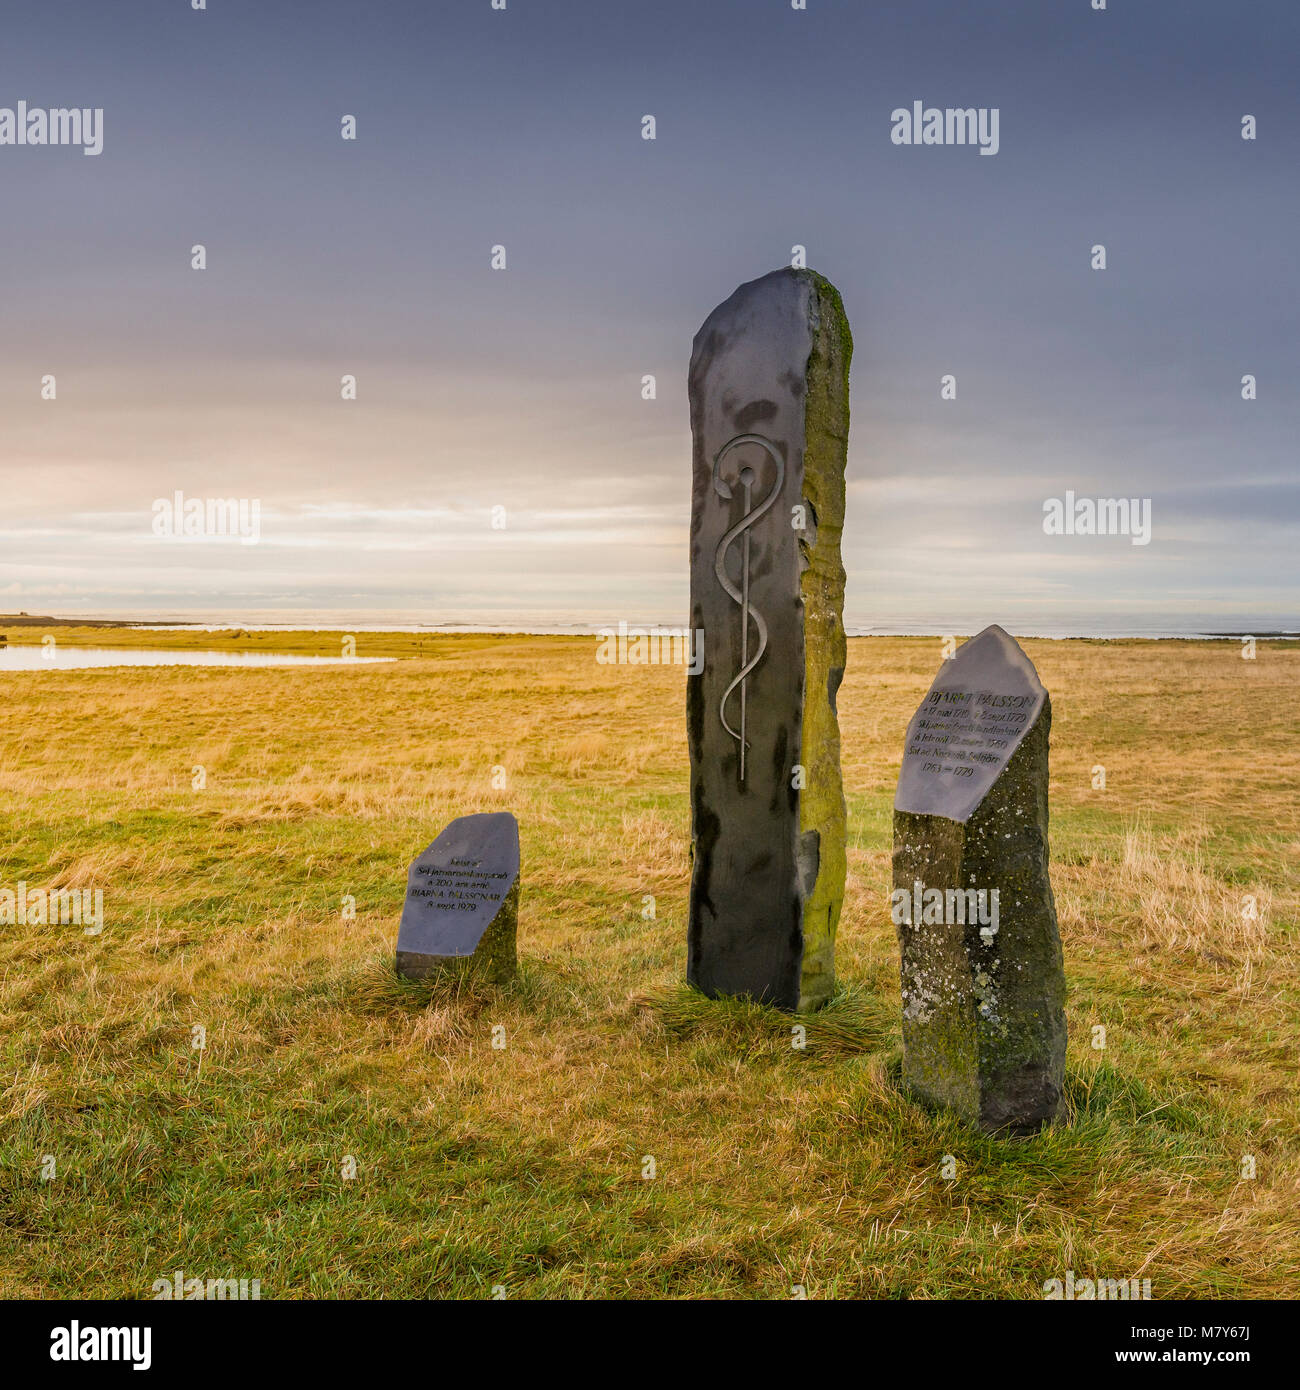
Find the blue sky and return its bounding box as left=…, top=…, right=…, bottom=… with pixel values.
left=1, top=0, right=1295, bottom=632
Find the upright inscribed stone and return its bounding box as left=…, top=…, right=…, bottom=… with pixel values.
left=892, top=625, right=1067, bottom=1132
left=687, top=267, right=851, bottom=1012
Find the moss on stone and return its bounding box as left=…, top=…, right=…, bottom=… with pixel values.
left=892, top=700, right=1067, bottom=1131
left=795, top=270, right=852, bottom=1012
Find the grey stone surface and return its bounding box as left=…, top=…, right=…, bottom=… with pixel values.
left=892, top=626, right=1067, bottom=1132
left=895, top=625, right=1046, bottom=822
left=396, top=812, right=519, bottom=984
left=687, top=267, right=851, bottom=1012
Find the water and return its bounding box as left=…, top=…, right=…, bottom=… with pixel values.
left=129, top=622, right=1300, bottom=640
left=0, top=647, right=395, bottom=671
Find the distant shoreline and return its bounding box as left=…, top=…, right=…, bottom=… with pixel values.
left=1, top=613, right=1294, bottom=642
left=0, top=613, right=198, bottom=629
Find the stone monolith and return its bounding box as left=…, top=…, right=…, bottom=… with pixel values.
left=687, top=267, right=851, bottom=1012
left=892, top=625, right=1067, bottom=1132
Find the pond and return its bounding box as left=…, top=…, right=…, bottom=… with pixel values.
left=0, top=646, right=396, bottom=671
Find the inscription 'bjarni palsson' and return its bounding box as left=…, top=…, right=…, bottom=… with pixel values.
left=409, top=858, right=510, bottom=913
left=907, top=688, right=1036, bottom=783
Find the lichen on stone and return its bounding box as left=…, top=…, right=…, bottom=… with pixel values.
left=795, top=270, right=851, bottom=1012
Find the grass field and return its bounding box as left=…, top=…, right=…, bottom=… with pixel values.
left=1, top=628, right=1297, bottom=1299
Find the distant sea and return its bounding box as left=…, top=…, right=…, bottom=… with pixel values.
left=6, top=607, right=1295, bottom=640
left=100, top=613, right=1300, bottom=640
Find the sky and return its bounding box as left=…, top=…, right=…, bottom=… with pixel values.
left=1, top=0, right=1296, bottom=634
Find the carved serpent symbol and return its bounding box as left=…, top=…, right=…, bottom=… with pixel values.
left=712, top=433, right=784, bottom=783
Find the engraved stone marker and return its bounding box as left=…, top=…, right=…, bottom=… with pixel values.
left=892, top=625, right=1067, bottom=1132
left=396, top=812, right=519, bottom=984
left=687, top=267, right=851, bottom=1012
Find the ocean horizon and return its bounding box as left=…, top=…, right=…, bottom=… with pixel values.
left=3, top=609, right=1294, bottom=642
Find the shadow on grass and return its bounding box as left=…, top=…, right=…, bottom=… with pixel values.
left=350, top=953, right=549, bottom=1017
left=635, top=986, right=1227, bottom=1160
left=632, top=979, right=894, bottom=1057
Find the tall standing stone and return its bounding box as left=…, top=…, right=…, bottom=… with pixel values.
left=687, top=267, right=852, bottom=1012
left=892, top=625, right=1067, bottom=1132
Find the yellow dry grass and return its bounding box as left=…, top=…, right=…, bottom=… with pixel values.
left=0, top=630, right=1296, bottom=1298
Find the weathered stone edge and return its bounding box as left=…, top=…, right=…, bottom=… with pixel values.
left=796, top=270, right=852, bottom=1012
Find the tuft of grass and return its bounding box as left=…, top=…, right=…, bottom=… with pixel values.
left=634, top=982, right=890, bottom=1057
